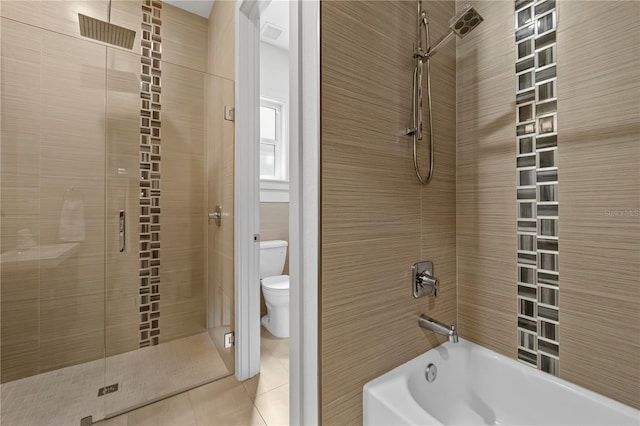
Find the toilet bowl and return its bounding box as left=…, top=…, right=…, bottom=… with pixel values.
left=260, top=274, right=289, bottom=338
left=259, top=240, right=289, bottom=338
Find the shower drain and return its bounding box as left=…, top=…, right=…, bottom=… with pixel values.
left=97, top=383, right=119, bottom=397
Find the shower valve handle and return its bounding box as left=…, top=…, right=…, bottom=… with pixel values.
left=417, top=272, right=438, bottom=297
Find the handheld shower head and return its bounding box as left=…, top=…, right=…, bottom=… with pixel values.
left=449, top=4, right=484, bottom=38
left=426, top=3, right=484, bottom=58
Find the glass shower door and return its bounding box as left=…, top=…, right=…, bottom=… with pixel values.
left=0, top=10, right=108, bottom=424
left=102, top=3, right=235, bottom=416
left=205, top=73, right=236, bottom=377
left=2, top=1, right=236, bottom=422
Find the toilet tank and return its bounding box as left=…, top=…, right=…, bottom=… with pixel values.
left=259, top=240, right=288, bottom=278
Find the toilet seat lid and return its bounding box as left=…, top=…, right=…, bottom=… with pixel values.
left=262, top=275, right=289, bottom=291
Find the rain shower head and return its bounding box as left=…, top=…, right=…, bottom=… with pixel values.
left=78, top=13, right=136, bottom=50
left=449, top=4, right=484, bottom=38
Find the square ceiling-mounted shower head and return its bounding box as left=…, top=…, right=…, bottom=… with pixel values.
left=78, top=14, right=136, bottom=50
left=449, top=4, right=484, bottom=38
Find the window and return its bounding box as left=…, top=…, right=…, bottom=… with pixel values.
left=260, top=99, right=287, bottom=182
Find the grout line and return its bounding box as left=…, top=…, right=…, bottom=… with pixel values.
left=252, top=398, right=269, bottom=426
left=183, top=383, right=199, bottom=426
left=250, top=383, right=289, bottom=426
left=265, top=382, right=290, bottom=393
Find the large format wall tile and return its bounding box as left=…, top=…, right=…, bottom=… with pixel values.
left=0, top=17, right=44, bottom=383
left=456, top=0, right=517, bottom=360
left=207, top=0, right=234, bottom=80
left=0, top=1, right=108, bottom=41
left=106, top=46, right=143, bottom=356
left=160, top=60, right=207, bottom=343
left=456, top=0, right=639, bottom=410
left=0, top=20, right=107, bottom=382
left=163, top=2, right=208, bottom=73
left=320, top=1, right=457, bottom=423
left=556, top=0, right=640, bottom=409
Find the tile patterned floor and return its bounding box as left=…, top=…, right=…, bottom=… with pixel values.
left=100, top=328, right=290, bottom=426
left=1, top=332, right=230, bottom=426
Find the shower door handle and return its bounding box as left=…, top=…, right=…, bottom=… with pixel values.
left=208, top=205, right=222, bottom=227
left=119, top=210, right=126, bottom=252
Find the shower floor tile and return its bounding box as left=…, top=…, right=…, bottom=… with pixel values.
left=0, top=332, right=230, bottom=426
left=97, top=328, right=289, bottom=426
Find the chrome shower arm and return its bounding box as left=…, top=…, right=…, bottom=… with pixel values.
left=426, top=30, right=455, bottom=58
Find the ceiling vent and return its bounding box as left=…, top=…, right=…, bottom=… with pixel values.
left=261, top=22, right=284, bottom=42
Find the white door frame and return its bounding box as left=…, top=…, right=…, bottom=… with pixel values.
left=235, top=0, right=264, bottom=381
left=234, top=0, right=319, bottom=423
left=289, top=1, right=320, bottom=424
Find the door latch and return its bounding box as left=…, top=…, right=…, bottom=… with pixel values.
left=208, top=205, right=222, bottom=226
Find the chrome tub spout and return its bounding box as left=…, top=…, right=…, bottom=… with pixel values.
left=418, top=314, right=458, bottom=343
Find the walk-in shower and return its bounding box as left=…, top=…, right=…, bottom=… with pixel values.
left=406, top=2, right=483, bottom=184
left=0, top=1, right=234, bottom=424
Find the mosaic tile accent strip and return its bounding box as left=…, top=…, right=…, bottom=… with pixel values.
left=514, top=0, right=559, bottom=375
left=139, top=0, right=162, bottom=348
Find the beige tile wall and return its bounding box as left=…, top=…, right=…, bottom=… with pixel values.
left=456, top=0, right=640, bottom=410
left=207, top=0, right=234, bottom=81
left=455, top=0, right=517, bottom=359
left=0, top=0, right=109, bottom=40
left=1, top=17, right=45, bottom=382
left=322, top=0, right=639, bottom=421
left=556, top=1, right=640, bottom=409
left=0, top=19, right=107, bottom=380
left=105, top=46, right=142, bottom=356
left=163, top=2, right=208, bottom=73
left=160, top=59, right=208, bottom=343
left=320, top=1, right=457, bottom=423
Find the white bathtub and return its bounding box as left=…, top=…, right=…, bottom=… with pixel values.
left=363, top=338, right=639, bottom=425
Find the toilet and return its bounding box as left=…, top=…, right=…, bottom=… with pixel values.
left=260, top=240, right=290, bottom=338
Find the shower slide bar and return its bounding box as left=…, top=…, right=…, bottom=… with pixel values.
left=406, top=2, right=483, bottom=185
